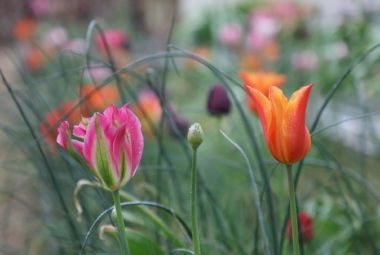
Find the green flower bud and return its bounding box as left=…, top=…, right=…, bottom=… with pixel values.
left=187, top=123, right=204, bottom=150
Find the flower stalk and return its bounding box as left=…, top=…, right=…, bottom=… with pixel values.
left=191, top=148, right=201, bottom=255
left=112, top=190, right=130, bottom=255
left=187, top=123, right=204, bottom=255
left=286, top=164, right=300, bottom=255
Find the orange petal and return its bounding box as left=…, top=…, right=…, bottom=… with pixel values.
left=267, top=86, right=290, bottom=163
left=282, top=84, right=313, bottom=163
left=246, top=87, right=271, bottom=138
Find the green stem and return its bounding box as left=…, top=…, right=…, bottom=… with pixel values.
left=191, top=148, right=202, bottom=255
left=286, top=164, right=300, bottom=255
left=112, top=190, right=130, bottom=255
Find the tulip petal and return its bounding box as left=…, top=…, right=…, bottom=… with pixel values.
left=72, top=140, right=84, bottom=155
left=57, top=121, right=70, bottom=150
left=126, top=106, right=144, bottom=176
left=283, top=84, right=313, bottom=163
left=268, top=86, right=290, bottom=163
left=94, top=115, right=116, bottom=188
left=83, top=114, right=97, bottom=169
left=112, top=123, right=131, bottom=186
left=73, top=125, right=86, bottom=138
left=246, top=87, right=271, bottom=138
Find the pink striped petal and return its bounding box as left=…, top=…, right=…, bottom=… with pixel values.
left=125, top=107, right=144, bottom=176
left=83, top=114, right=98, bottom=169
left=57, top=121, right=70, bottom=150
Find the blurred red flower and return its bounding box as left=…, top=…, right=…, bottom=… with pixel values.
left=287, top=212, right=313, bottom=242
left=13, top=17, right=38, bottom=41
left=40, top=101, right=81, bottom=152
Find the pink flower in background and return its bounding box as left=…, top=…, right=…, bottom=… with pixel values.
left=292, top=50, right=318, bottom=71
left=325, top=41, right=349, bottom=60
left=42, top=27, right=69, bottom=48
left=96, top=29, right=128, bottom=51
left=247, top=11, right=279, bottom=50
left=57, top=104, right=144, bottom=190
left=85, top=63, right=112, bottom=82
left=269, top=0, right=306, bottom=29
left=64, top=38, right=87, bottom=54
left=218, top=23, right=242, bottom=48
left=30, top=0, right=51, bottom=17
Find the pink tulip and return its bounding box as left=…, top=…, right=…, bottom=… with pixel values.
left=95, top=29, right=128, bottom=51
left=57, top=104, right=144, bottom=190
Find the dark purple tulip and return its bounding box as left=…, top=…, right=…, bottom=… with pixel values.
left=165, top=110, right=189, bottom=138
left=207, top=84, right=231, bottom=116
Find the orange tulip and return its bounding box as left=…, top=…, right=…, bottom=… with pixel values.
left=247, top=84, right=313, bottom=164
left=240, top=70, right=286, bottom=113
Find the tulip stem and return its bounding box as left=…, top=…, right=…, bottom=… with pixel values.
left=112, top=190, right=130, bottom=255
left=191, top=148, right=202, bottom=255
left=286, top=164, right=300, bottom=255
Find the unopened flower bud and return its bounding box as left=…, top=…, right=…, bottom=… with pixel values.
left=187, top=123, right=204, bottom=150
left=207, top=84, right=231, bottom=116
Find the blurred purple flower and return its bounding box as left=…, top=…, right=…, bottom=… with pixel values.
left=207, top=84, right=231, bottom=116
left=168, top=113, right=189, bottom=138
left=217, top=23, right=242, bottom=48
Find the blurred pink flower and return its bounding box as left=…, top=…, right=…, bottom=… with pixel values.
left=64, top=38, right=87, bottom=54
left=247, top=10, right=279, bottom=50
left=325, top=41, right=349, bottom=60
left=86, top=63, right=112, bottom=82
left=30, top=0, right=51, bottom=17
left=292, top=51, right=318, bottom=71
left=57, top=104, right=144, bottom=190
left=42, top=27, right=69, bottom=48
left=217, top=23, right=242, bottom=48
left=269, top=0, right=306, bottom=29
left=96, top=29, right=128, bottom=51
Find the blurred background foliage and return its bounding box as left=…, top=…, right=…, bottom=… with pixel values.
left=1, top=0, right=380, bottom=254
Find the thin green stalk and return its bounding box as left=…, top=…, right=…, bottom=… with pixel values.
left=191, top=149, right=201, bottom=255
left=286, top=165, right=300, bottom=255
left=112, top=190, right=130, bottom=255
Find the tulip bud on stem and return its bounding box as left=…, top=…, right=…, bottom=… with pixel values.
left=286, top=164, right=300, bottom=255
left=112, top=190, right=130, bottom=255
left=188, top=123, right=203, bottom=255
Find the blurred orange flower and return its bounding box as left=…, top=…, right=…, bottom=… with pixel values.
left=186, top=47, right=212, bottom=69
left=240, top=70, right=286, bottom=113
left=131, top=89, right=162, bottom=137
left=40, top=101, right=81, bottom=152
left=262, top=41, right=280, bottom=62
left=240, top=53, right=261, bottom=71
left=13, top=17, right=38, bottom=41
left=80, top=84, right=120, bottom=115
left=25, top=47, right=45, bottom=71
